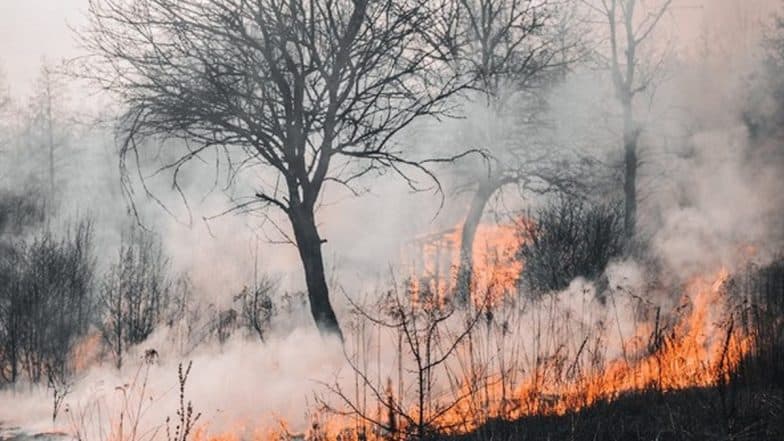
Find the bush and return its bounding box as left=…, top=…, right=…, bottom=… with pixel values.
left=518, top=195, right=623, bottom=294
left=0, top=221, right=95, bottom=385
left=233, top=276, right=277, bottom=342
left=98, top=225, right=171, bottom=369
left=731, top=258, right=784, bottom=390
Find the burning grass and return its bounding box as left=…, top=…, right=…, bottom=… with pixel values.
left=468, top=269, right=750, bottom=418
left=128, top=231, right=779, bottom=441
left=450, top=386, right=784, bottom=441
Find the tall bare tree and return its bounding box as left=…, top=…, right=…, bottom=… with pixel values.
left=28, top=62, right=71, bottom=206
left=594, top=0, right=672, bottom=240
left=449, top=0, right=586, bottom=301
left=81, top=0, right=471, bottom=339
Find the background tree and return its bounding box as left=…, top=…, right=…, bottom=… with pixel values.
left=447, top=0, right=587, bottom=301
left=81, top=0, right=471, bottom=339
left=0, top=66, right=21, bottom=187
left=234, top=277, right=276, bottom=342
left=518, top=195, right=623, bottom=294
left=26, top=61, right=73, bottom=207
left=592, top=0, right=672, bottom=240
left=744, top=10, right=784, bottom=144
left=0, top=66, right=9, bottom=129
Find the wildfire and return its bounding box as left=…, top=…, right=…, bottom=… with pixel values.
left=193, top=414, right=358, bottom=441
left=71, top=331, right=103, bottom=373
left=185, top=216, right=757, bottom=441
left=190, top=260, right=753, bottom=441
left=99, top=224, right=756, bottom=441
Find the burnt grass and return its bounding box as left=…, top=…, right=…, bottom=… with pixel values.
left=443, top=384, right=784, bottom=441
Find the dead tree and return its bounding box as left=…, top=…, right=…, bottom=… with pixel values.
left=234, top=278, right=276, bottom=342
left=593, top=0, right=672, bottom=240
left=81, top=0, right=472, bottom=339
left=28, top=62, right=71, bottom=207
left=449, top=0, right=586, bottom=302
left=0, top=67, right=12, bottom=152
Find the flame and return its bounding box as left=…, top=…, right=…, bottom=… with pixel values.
left=70, top=330, right=102, bottom=372
left=192, top=413, right=358, bottom=441
left=405, top=220, right=526, bottom=307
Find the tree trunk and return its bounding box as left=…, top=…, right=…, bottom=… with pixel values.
left=289, top=207, right=343, bottom=340
left=456, top=177, right=506, bottom=304
left=46, top=84, right=55, bottom=201
left=622, top=109, right=639, bottom=241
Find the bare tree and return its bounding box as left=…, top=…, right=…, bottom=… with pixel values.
left=0, top=66, right=9, bottom=122
left=744, top=11, right=784, bottom=143
left=0, top=189, right=46, bottom=238
left=593, top=0, right=672, bottom=240
left=98, top=226, right=171, bottom=369
left=448, top=0, right=587, bottom=301
left=27, top=61, right=72, bottom=206
left=81, top=0, right=473, bottom=339
left=234, top=278, right=276, bottom=342
left=518, top=195, right=623, bottom=294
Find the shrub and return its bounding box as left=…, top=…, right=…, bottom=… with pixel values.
left=233, top=276, right=276, bottom=342
left=98, top=225, right=171, bottom=369
left=0, top=221, right=95, bottom=385
left=518, top=195, right=623, bottom=294
left=731, top=258, right=784, bottom=390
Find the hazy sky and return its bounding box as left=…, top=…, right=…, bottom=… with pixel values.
left=0, top=0, right=779, bottom=97
left=0, top=0, right=87, bottom=96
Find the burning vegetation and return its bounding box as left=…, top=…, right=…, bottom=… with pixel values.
left=187, top=262, right=777, bottom=441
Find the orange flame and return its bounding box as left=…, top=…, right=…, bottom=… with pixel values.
left=405, top=220, right=526, bottom=307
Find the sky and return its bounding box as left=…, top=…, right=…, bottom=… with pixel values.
left=0, top=0, right=780, bottom=98
left=0, top=0, right=87, bottom=96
